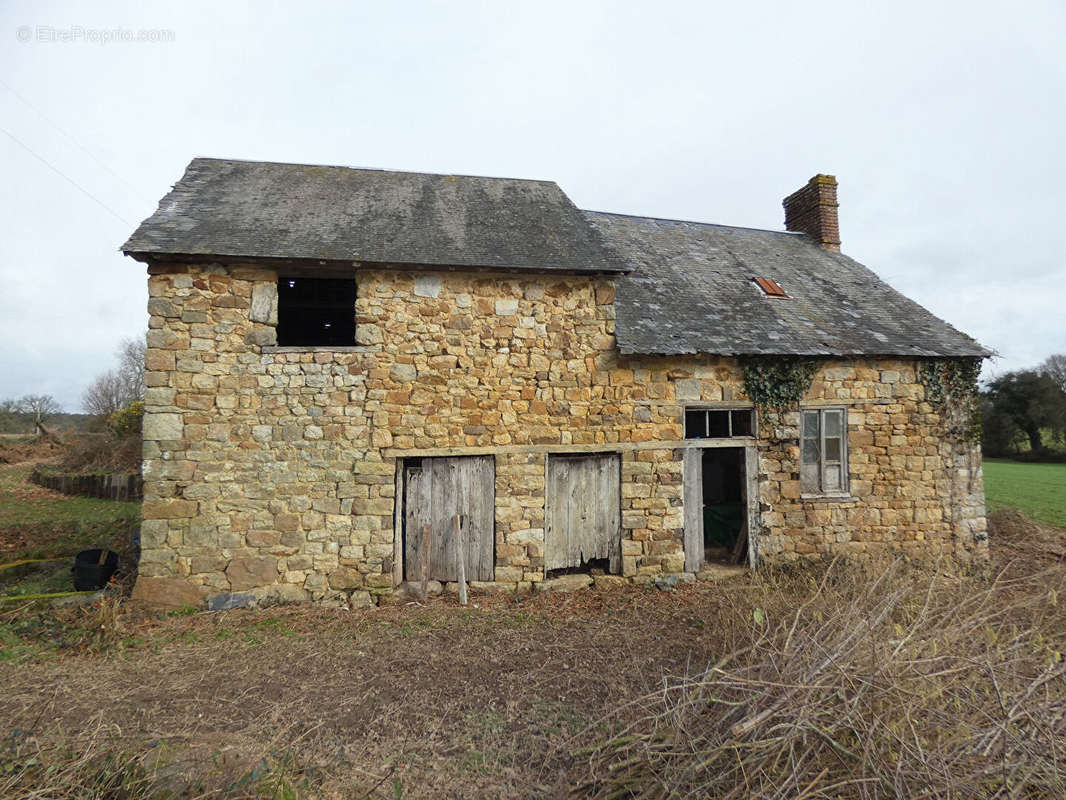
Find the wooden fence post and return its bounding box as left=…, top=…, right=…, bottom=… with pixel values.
left=455, top=514, right=467, bottom=606
left=420, top=523, right=431, bottom=602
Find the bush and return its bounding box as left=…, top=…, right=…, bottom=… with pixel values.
left=58, top=433, right=142, bottom=475
left=106, top=401, right=143, bottom=438
left=575, top=560, right=1066, bottom=799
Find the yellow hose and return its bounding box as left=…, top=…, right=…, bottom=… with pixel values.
left=0, top=590, right=98, bottom=603
left=0, top=557, right=68, bottom=572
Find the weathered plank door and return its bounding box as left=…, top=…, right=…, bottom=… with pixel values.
left=545, top=454, right=621, bottom=573
left=404, top=456, right=494, bottom=582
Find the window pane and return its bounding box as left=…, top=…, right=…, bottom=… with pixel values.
left=824, top=436, right=841, bottom=462
left=802, top=436, right=820, bottom=465
left=707, top=411, right=730, bottom=438
left=823, top=464, right=841, bottom=491
left=801, top=461, right=819, bottom=491
left=684, top=409, right=706, bottom=438
left=731, top=409, right=753, bottom=436
left=803, top=411, right=820, bottom=438
left=825, top=410, right=843, bottom=437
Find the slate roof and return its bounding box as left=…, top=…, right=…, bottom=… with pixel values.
left=583, top=211, right=990, bottom=358
left=122, top=158, right=627, bottom=273
left=123, top=158, right=989, bottom=359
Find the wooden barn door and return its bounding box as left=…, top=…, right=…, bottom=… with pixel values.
left=404, top=456, right=495, bottom=582
left=545, top=454, right=621, bottom=573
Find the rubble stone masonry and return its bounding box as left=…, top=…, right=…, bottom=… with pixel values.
left=132, top=263, right=987, bottom=607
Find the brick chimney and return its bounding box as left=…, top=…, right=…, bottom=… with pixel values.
left=783, top=174, right=840, bottom=252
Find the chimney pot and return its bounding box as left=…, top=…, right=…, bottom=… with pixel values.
left=783, top=174, right=841, bottom=252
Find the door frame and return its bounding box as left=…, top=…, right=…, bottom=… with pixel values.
left=683, top=442, right=759, bottom=571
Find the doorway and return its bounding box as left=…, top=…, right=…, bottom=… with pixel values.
left=700, top=448, right=746, bottom=563
left=683, top=446, right=751, bottom=570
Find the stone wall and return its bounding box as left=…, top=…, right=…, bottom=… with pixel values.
left=132, top=262, right=987, bottom=607
left=754, top=364, right=987, bottom=563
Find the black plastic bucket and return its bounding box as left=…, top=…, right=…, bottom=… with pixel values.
left=72, top=549, right=119, bottom=591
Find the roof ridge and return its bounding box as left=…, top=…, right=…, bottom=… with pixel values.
left=582, top=208, right=804, bottom=237
left=189, top=157, right=560, bottom=186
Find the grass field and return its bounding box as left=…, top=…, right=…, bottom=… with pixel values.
left=0, top=462, right=139, bottom=595
left=0, top=462, right=138, bottom=563
left=983, top=458, right=1066, bottom=528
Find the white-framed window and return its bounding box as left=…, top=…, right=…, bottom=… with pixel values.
left=801, top=408, right=848, bottom=494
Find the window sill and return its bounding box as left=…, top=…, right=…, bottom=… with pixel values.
left=800, top=493, right=860, bottom=503
left=261, top=345, right=378, bottom=354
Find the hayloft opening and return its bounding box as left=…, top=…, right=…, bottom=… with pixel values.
left=277, top=277, right=356, bottom=346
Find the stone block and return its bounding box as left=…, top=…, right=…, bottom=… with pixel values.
left=247, top=529, right=281, bottom=547
left=495, top=298, right=519, bottom=316
left=145, top=349, right=176, bottom=372
left=142, top=499, right=198, bottom=519
left=131, top=577, right=206, bottom=608
left=226, top=556, right=279, bottom=591
left=661, top=553, right=685, bottom=573
left=534, top=574, right=592, bottom=593
left=143, top=413, right=183, bottom=441
left=413, top=275, right=442, bottom=298
left=675, top=379, right=700, bottom=401
left=250, top=283, right=278, bottom=324
left=349, top=590, right=374, bottom=609
left=253, top=584, right=310, bottom=605
left=245, top=326, right=277, bottom=347
left=356, top=324, right=383, bottom=345
left=390, top=363, right=417, bottom=382
left=275, top=513, right=301, bottom=532
left=328, top=566, right=364, bottom=589
left=493, top=566, right=525, bottom=582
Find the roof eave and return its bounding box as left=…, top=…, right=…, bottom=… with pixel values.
left=123, top=249, right=632, bottom=275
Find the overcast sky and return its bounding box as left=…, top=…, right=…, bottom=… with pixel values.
left=2, top=0, right=1064, bottom=410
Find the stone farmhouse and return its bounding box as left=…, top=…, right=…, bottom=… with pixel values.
left=122, top=158, right=990, bottom=608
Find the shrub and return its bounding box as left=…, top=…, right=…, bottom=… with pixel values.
left=106, top=401, right=144, bottom=438
left=575, top=560, right=1066, bottom=799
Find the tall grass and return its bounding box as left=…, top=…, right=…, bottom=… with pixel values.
left=575, top=560, right=1066, bottom=799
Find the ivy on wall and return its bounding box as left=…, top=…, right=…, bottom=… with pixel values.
left=741, top=357, right=820, bottom=409
left=916, top=358, right=982, bottom=443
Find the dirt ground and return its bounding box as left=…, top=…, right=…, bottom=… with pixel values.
left=0, top=506, right=1061, bottom=798
left=0, top=582, right=749, bottom=798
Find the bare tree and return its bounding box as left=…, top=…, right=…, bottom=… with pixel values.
left=82, top=370, right=129, bottom=416
left=1040, top=353, right=1066, bottom=393
left=16, top=394, right=62, bottom=436
left=81, top=336, right=146, bottom=416
left=118, top=337, right=146, bottom=402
